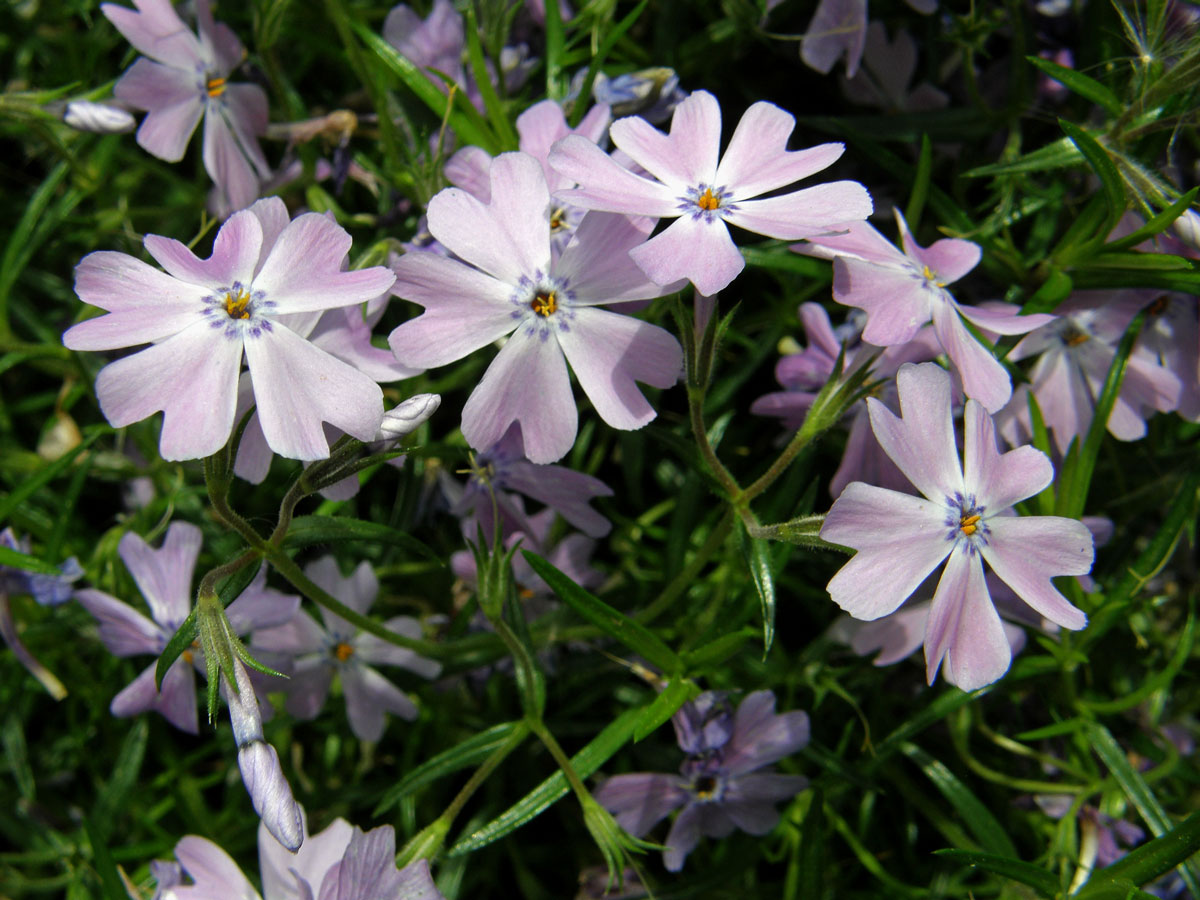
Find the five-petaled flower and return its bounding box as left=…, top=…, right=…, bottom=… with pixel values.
left=103, top=0, right=272, bottom=214
left=62, top=197, right=395, bottom=462
left=548, top=89, right=873, bottom=296
left=820, top=362, right=1094, bottom=690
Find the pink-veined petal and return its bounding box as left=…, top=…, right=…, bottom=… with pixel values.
left=982, top=516, right=1092, bottom=630
left=962, top=400, right=1053, bottom=511
left=245, top=325, right=383, bottom=460
left=310, top=306, right=421, bottom=383
left=866, top=363, right=962, bottom=500
left=717, top=103, right=844, bottom=198
left=796, top=218, right=909, bottom=266
left=629, top=213, right=744, bottom=296
left=145, top=206, right=264, bottom=288
left=113, top=58, right=203, bottom=161
left=253, top=214, right=395, bottom=313
left=172, top=835, right=258, bottom=898
left=662, top=803, right=703, bottom=872
left=460, top=319, right=577, bottom=463
left=259, top=816, right=352, bottom=900
left=221, top=84, right=271, bottom=175
left=821, top=482, right=952, bottom=619
left=357, top=617, right=442, bottom=679
left=102, top=0, right=203, bottom=62
left=94, top=321, right=243, bottom=460
left=549, top=135, right=680, bottom=217
left=444, top=145, right=494, bottom=201
left=111, top=659, right=199, bottom=734
left=557, top=307, right=681, bottom=431
left=932, top=299, right=1013, bottom=413
left=923, top=546, right=1011, bottom=690
left=957, top=302, right=1055, bottom=336
left=594, top=773, right=688, bottom=837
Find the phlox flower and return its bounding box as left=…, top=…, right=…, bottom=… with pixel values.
left=252, top=557, right=441, bottom=743
left=596, top=690, right=809, bottom=872
left=820, top=363, right=1094, bottom=690
left=800, top=211, right=1055, bottom=413
left=63, top=197, right=395, bottom=461
left=388, top=152, right=684, bottom=464
left=0, top=528, right=81, bottom=700
left=103, top=0, right=270, bottom=214
left=998, top=292, right=1183, bottom=454
left=74, top=521, right=298, bottom=733
left=548, top=89, right=872, bottom=296
left=799, top=0, right=936, bottom=76
left=155, top=813, right=444, bottom=900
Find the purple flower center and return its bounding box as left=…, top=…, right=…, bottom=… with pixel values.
left=509, top=271, right=578, bottom=341
left=202, top=281, right=276, bottom=340
left=944, top=492, right=989, bottom=553
left=678, top=183, right=736, bottom=224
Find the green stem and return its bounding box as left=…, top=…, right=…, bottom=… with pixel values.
left=637, top=511, right=734, bottom=624
left=687, top=384, right=741, bottom=499
left=528, top=719, right=589, bottom=800
left=443, top=721, right=529, bottom=826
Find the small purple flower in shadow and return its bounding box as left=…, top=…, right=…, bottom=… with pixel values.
left=103, top=0, right=271, bottom=214
left=595, top=690, right=809, bottom=871
left=549, top=89, right=872, bottom=296
left=251, top=557, right=441, bottom=743
left=388, top=152, right=683, bottom=464
left=1, top=528, right=81, bottom=700
left=63, top=197, right=395, bottom=462
left=155, top=811, right=445, bottom=900
left=820, top=363, right=1094, bottom=690
left=74, top=521, right=298, bottom=734
left=799, top=211, right=1055, bottom=413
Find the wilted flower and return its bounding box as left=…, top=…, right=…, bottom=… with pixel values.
left=63, top=197, right=395, bottom=461
left=550, top=90, right=872, bottom=296
left=252, top=557, right=441, bottom=742
left=155, top=813, right=444, bottom=900
left=820, top=363, right=1094, bottom=690
left=595, top=690, right=809, bottom=871
left=388, top=152, right=683, bottom=464
left=103, top=0, right=271, bottom=213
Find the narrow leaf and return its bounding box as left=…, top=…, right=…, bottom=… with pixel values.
left=934, top=849, right=1061, bottom=896
left=1060, top=119, right=1126, bottom=233
left=283, top=515, right=443, bottom=564
left=522, top=550, right=680, bottom=674
left=1104, top=188, right=1200, bottom=252
left=0, top=544, right=61, bottom=576
left=1080, top=811, right=1200, bottom=896
left=633, top=673, right=697, bottom=742
left=0, top=428, right=105, bottom=526
left=1027, top=56, right=1123, bottom=116
left=737, top=523, right=776, bottom=655
left=155, top=607, right=198, bottom=691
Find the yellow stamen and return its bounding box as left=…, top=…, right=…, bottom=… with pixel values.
left=182, top=648, right=194, bottom=664
left=922, top=264, right=946, bottom=287
left=959, top=513, right=981, bottom=536
left=530, top=291, right=557, bottom=317
left=697, top=188, right=720, bottom=211
left=1065, top=332, right=1089, bottom=347
left=694, top=775, right=718, bottom=799
left=334, top=642, right=355, bottom=662
left=206, top=77, right=227, bottom=98
left=224, top=288, right=252, bottom=319
left=549, top=207, right=568, bottom=232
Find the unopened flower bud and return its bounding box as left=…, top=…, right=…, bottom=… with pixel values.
left=1172, top=209, right=1200, bottom=251
left=62, top=100, right=136, bottom=134
left=376, top=393, right=441, bottom=442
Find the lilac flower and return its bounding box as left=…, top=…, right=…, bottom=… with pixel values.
left=445, top=99, right=612, bottom=252
left=388, top=152, right=683, bottom=464
left=75, top=521, right=298, bottom=733
left=595, top=690, right=809, bottom=871
left=997, top=292, right=1183, bottom=454
left=252, top=557, right=441, bottom=743
left=820, top=363, right=1094, bottom=690
left=800, top=212, right=1055, bottom=413
left=452, top=423, right=613, bottom=540
left=0, top=529, right=81, bottom=700
left=63, top=197, right=395, bottom=461
left=103, top=0, right=271, bottom=214
left=590, top=67, right=686, bottom=124
left=549, top=90, right=872, bottom=296
left=156, top=814, right=444, bottom=900
left=839, top=22, right=948, bottom=112
left=750, top=302, right=940, bottom=497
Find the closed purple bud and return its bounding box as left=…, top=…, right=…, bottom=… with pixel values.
left=376, top=393, right=441, bottom=441
left=63, top=100, right=136, bottom=134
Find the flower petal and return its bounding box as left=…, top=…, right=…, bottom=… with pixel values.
left=723, top=691, right=810, bottom=775
left=556, top=212, right=683, bottom=303
left=461, top=320, right=577, bottom=464
left=549, top=135, right=681, bottom=217
left=260, top=816, right=352, bottom=900
left=716, top=102, right=844, bottom=198
left=983, top=516, right=1092, bottom=630
left=113, top=58, right=203, bottom=161
left=594, top=773, right=688, bottom=837
left=833, top=258, right=930, bottom=346
left=171, top=835, right=256, bottom=899
left=112, top=659, right=198, bottom=734
left=662, top=803, right=702, bottom=872
left=94, top=321, right=243, bottom=461
left=629, top=213, right=744, bottom=296
left=821, top=482, right=952, bottom=620
left=120, top=521, right=201, bottom=629
left=144, top=206, right=264, bottom=289
left=932, top=299, right=1012, bottom=413
left=203, top=108, right=261, bottom=215
left=726, top=181, right=872, bottom=241
left=245, top=324, right=383, bottom=460
left=962, top=400, right=1053, bottom=511
left=74, top=588, right=163, bottom=656
left=801, top=0, right=867, bottom=76
left=342, top=665, right=417, bottom=742
left=924, top=546, right=1011, bottom=690
left=253, top=214, right=395, bottom=314
left=357, top=617, right=442, bottom=679
left=557, top=307, right=681, bottom=432
left=866, top=363, right=963, bottom=501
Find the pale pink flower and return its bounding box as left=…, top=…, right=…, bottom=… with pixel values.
left=820, top=363, right=1094, bottom=690
left=388, top=152, right=683, bottom=464
left=63, top=197, right=395, bottom=461
left=548, top=90, right=872, bottom=296
left=103, top=0, right=271, bottom=213
left=800, top=211, right=1055, bottom=413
